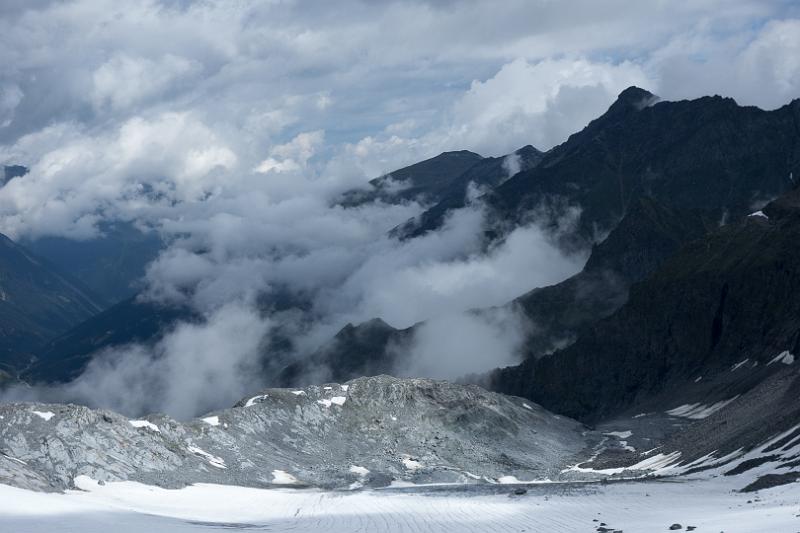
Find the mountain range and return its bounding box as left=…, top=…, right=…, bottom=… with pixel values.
left=2, top=87, right=800, bottom=495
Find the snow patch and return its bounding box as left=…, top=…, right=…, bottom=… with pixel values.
left=748, top=210, right=768, bottom=219
left=604, top=431, right=632, bottom=439
left=497, top=475, right=524, bottom=484
left=349, top=465, right=370, bottom=476
left=730, top=358, right=749, bottom=371
left=290, top=390, right=306, bottom=396
left=129, top=420, right=159, bottom=432
left=187, top=445, right=226, bottom=469
left=244, top=394, right=268, bottom=407
left=522, top=403, right=533, bottom=411
left=341, top=385, right=349, bottom=392
left=768, top=350, right=795, bottom=366
left=0, top=452, right=26, bottom=465
left=271, top=470, right=298, bottom=485
left=562, top=451, right=682, bottom=476
left=201, top=416, right=220, bottom=427
left=32, top=411, right=55, bottom=421
left=666, top=396, right=739, bottom=419
left=401, top=456, right=422, bottom=471
left=317, top=396, right=347, bottom=408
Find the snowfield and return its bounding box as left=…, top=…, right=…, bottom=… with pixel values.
left=0, top=475, right=798, bottom=532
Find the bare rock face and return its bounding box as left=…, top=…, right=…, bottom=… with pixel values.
left=0, top=376, right=586, bottom=492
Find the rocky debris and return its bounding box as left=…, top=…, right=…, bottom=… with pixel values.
left=669, top=524, right=682, bottom=530
left=0, top=375, right=586, bottom=492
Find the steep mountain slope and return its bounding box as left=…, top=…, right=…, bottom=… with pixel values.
left=24, top=297, right=195, bottom=383
left=511, top=195, right=715, bottom=358
left=490, top=186, right=800, bottom=424
left=0, top=234, right=104, bottom=375
left=24, top=221, right=163, bottom=305
left=405, top=87, right=799, bottom=247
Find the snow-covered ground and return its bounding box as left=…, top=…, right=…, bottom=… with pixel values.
left=1, top=475, right=798, bottom=532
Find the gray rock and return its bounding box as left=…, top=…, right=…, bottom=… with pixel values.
left=0, top=376, right=587, bottom=492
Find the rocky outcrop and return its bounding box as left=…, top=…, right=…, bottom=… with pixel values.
left=0, top=375, right=586, bottom=492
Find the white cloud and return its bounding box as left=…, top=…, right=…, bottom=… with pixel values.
left=442, top=57, right=651, bottom=154
left=394, top=306, right=530, bottom=381
left=0, top=84, right=22, bottom=128
left=91, top=53, right=202, bottom=112
left=2, top=302, right=270, bottom=419
left=0, top=112, right=237, bottom=239
left=651, top=18, right=800, bottom=110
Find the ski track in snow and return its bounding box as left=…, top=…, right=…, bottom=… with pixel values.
left=0, top=475, right=798, bottom=532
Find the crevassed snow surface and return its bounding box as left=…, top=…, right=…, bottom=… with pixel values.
left=0, top=475, right=798, bottom=533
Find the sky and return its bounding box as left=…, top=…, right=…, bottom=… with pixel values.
left=1, top=0, right=799, bottom=418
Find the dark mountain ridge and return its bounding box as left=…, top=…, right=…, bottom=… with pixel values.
left=490, top=185, right=800, bottom=424
left=402, top=87, right=800, bottom=248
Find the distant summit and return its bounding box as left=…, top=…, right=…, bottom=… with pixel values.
left=616, top=85, right=657, bottom=105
